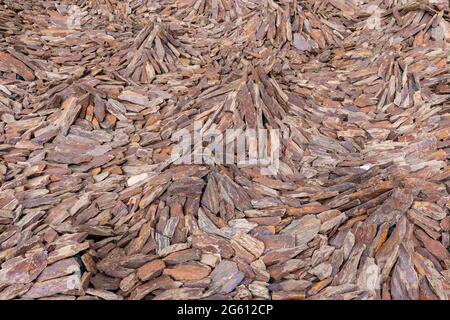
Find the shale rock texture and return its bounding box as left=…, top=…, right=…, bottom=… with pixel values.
left=0, top=0, right=449, bottom=300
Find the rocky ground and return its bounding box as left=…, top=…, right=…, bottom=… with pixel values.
left=0, top=0, right=449, bottom=300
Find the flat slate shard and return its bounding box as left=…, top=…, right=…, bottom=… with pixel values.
left=281, top=215, right=321, bottom=246
left=153, top=288, right=204, bottom=300
left=262, top=246, right=308, bottom=266
left=47, top=242, right=90, bottom=264
left=129, top=275, right=174, bottom=300
left=163, top=263, right=211, bottom=281
left=118, top=90, right=149, bottom=106
left=36, top=258, right=80, bottom=282
left=0, top=0, right=449, bottom=301
left=292, top=34, right=317, bottom=52
left=231, top=230, right=265, bottom=259
left=163, top=249, right=201, bottom=265
left=0, top=52, right=35, bottom=80
left=23, top=275, right=81, bottom=299
left=210, top=260, right=245, bottom=294
left=390, top=245, right=419, bottom=300
left=136, top=259, right=165, bottom=282
left=0, top=283, right=32, bottom=300
left=0, top=252, right=47, bottom=285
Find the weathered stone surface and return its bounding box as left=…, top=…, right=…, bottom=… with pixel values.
left=163, top=249, right=201, bottom=265
left=0, top=283, right=32, bottom=300
left=1, top=0, right=449, bottom=301
left=47, top=243, right=90, bottom=264
left=415, top=229, right=450, bottom=262
left=163, top=263, right=211, bottom=281
left=268, top=259, right=309, bottom=281
left=440, top=216, right=450, bottom=231
left=261, top=246, right=307, bottom=266
left=390, top=246, right=419, bottom=300
left=23, top=275, right=81, bottom=299
left=210, top=260, right=245, bottom=294
left=129, top=276, right=174, bottom=300
left=309, top=262, right=333, bottom=280
left=0, top=252, right=47, bottom=285
left=118, top=90, right=149, bottom=106
left=85, top=288, right=123, bottom=300
left=136, top=259, right=165, bottom=282
left=37, top=258, right=80, bottom=282
left=281, top=215, right=321, bottom=246
left=272, top=290, right=306, bottom=300
left=293, top=33, right=315, bottom=52
left=256, top=234, right=295, bottom=251
left=231, top=230, right=265, bottom=259
left=153, top=287, right=204, bottom=300
left=90, top=273, right=120, bottom=291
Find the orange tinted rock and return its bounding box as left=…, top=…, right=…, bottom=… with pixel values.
left=163, top=263, right=211, bottom=281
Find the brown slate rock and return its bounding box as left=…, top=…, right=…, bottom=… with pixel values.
left=153, top=287, right=204, bottom=300
left=90, top=273, right=120, bottom=291
left=231, top=230, right=265, bottom=259
left=261, top=246, right=307, bottom=266
left=281, top=215, right=321, bottom=246
left=163, top=249, right=201, bottom=265
left=0, top=283, right=33, bottom=300
left=272, top=290, right=306, bottom=300
left=286, top=205, right=329, bottom=216
left=23, top=274, right=81, bottom=299
left=163, top=263, right=211, bottom=281
left=2, top=0, right=450, bottom=301
left=47, top=242, right=90, bottom=264
left=440, top=216, right=450, bottom=231
left=256, top=234, right=295, bottom=251
left=390, top=245, right=419, bottom=300
left=129, top=275, right=174, bottom=300
left=0, top=251, right=47, bottom=285
left=0, top=52, right=35, bottom=80
left=37, top=258, right=80, bottom=282
left=210, top=260, right=245, bottom=294
left=136, top=259, right=166, bottom=282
